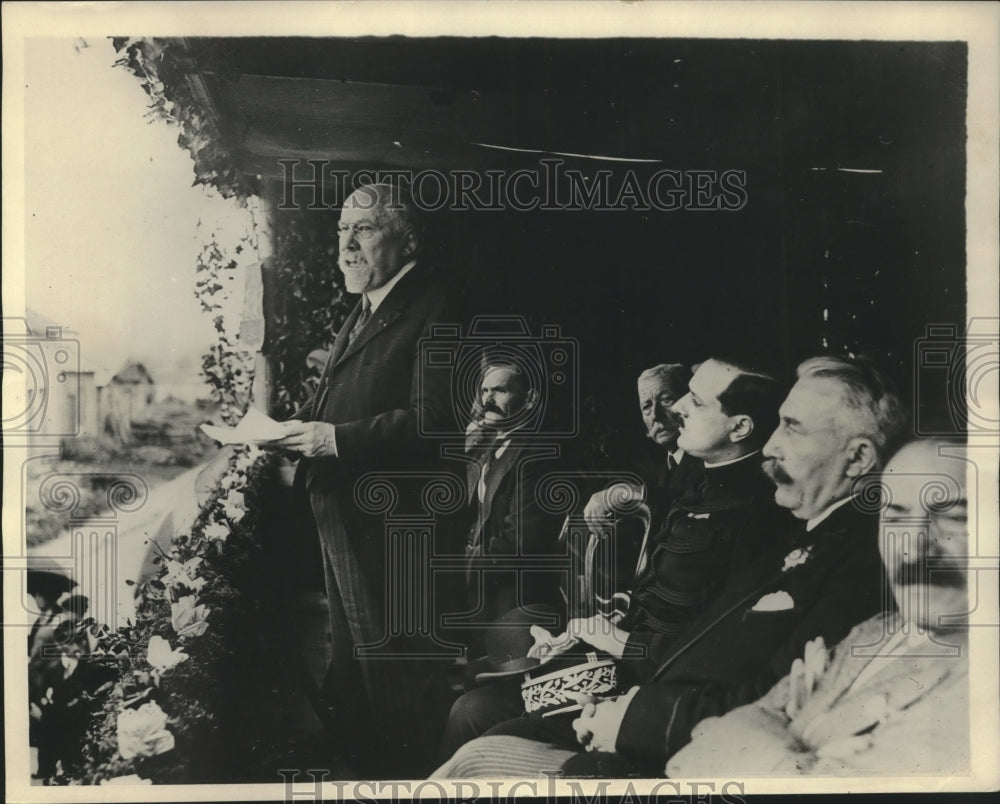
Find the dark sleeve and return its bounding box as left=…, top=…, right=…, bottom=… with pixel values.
left=334, top=294, right=457, bottom=464
left=619, top=629, right=685, bottom=685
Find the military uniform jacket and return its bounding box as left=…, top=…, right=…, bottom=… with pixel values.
left=620, top=453, right=787, bottom=683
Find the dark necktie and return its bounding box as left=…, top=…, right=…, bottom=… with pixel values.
left=347, top=296, right=372, bottom=346
left=667, top=453, right=678, bottom=473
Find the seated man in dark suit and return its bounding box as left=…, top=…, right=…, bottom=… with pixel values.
left=582, top=363, right=703, bottom=537
left=438, top=357, right=566, bottom=758
left=669, top=437, right=971, bottom=776
left=461, top=356, right=565, bottom=634
left=432, top=355, right=906, bottom=778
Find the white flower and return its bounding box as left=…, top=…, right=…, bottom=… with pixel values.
left=161, top=557, right=206, bottom=591
left=220, top=490, right=246, bottom=523
left=60, top=651, right=79, bottom=679
left=202, top=520, right=230, bottom=543
left=170, top=595, right=210, bottom=638
left=163, top=556, right=203, bottom=579
left=781, top=546, right=814, bottom=572
left=116, top=702, right=175, bottom=760
left=243, top=444, right=264, bottom=464
left=751, top=590, right=795, bottom=612
left=146, top=635, right=188, bottom=672
left=101, top=774, right=152, bottom=785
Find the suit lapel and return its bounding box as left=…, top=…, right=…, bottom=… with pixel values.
left=326, top=302, right=362, bottom=369
left=479, top=442, right=519, bottom=523
left=335, top=301, right=407, bottom=366
left=329, top=266, right=426, bottom=371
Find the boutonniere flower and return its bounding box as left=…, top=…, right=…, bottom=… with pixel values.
left=101, top=775, right=152, bottom=785
left=117, top=701, right=175, bottom=760
left=146, top=635, right=189, bottom=673
left=752, top=590, right=795, bottom=612
left=162, top=557, right=206, bottom=591
left=782, top=546, right=814, bottom=572
left=202, top=519, right=231, bottom=543
left=170, top=595, right=210, bottom=638
left=220, top=490, right=246, bottom=523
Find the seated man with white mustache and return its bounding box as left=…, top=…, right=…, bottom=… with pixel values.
left=431, top=355, right=906, bottom=778
left=669, top=437, right=971, bottom=776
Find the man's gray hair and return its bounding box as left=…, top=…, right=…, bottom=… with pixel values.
left=796, top=355, right=908, bottom=465
left=637, top=363, right=692, bottom=400
left=363, top=181, right=418, bottom=231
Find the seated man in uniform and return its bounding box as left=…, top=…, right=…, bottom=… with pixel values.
left=566, top=357, right=787, bottom=673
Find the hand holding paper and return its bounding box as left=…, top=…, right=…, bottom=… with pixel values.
left=200, top=408, right=288, bottom=445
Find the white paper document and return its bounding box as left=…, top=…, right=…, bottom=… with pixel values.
left=199, top=407, right=287, bottom=444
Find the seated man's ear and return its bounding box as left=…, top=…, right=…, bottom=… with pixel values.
left=402, top=227, right=418, bottom=258
left=729, top=414, right=754, bottom=444
left=524, top=388, right=540, bottom=409
left=844, top=437, right=879, bottom=478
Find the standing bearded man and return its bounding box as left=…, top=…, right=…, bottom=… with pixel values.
left=271, top=181, right=462, bottom=777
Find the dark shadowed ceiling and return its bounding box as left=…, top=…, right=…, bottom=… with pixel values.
left=182, top=37, right=968, bottom=448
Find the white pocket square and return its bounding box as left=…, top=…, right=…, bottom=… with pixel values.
left=751, top=590, right=795, bottom=612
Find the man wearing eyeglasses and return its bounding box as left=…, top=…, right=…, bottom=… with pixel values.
left=271, top=181, right=461, bottom=777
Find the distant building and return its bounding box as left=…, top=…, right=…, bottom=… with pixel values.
left=99, top=361, right=156, bottom=443
left=109, top=361, right=156, bottom=416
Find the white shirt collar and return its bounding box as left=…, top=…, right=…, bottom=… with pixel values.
left=669, top=448, right=685, bottom=466
left=364, top=260, right=416, bottom=313
left=703, top=449, right=760, bottom=470
left=806, top=493, right=858, bottom=532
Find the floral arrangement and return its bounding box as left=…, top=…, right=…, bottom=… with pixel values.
left=46, top=445, right=274, bottom=785
left=194, top=229, right=258, bottom=426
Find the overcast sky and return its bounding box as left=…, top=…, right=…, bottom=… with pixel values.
left=25, top=37, right=253, bottom=393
